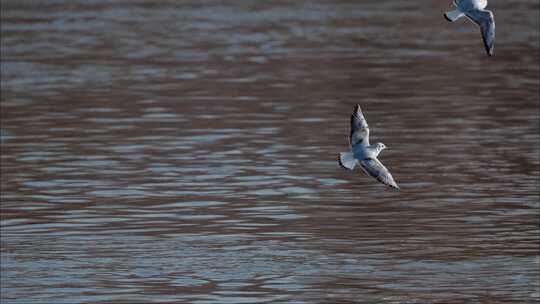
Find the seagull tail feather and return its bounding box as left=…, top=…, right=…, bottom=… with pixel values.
left=339, top=152, right=357, bottom=170
left=444, top=9, right=464, bottom=22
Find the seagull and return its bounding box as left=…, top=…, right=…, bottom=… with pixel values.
left=444, top=0, right=495, bottom=56
left=338, top=105, right=400, bottom=190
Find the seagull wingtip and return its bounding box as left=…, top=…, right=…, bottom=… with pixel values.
left=387, top=182, right=400, bottom=191
left=353, top=104, right=363, bottom=114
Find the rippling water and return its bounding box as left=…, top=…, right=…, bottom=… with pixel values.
left=1, top=1, right=539, bottom=303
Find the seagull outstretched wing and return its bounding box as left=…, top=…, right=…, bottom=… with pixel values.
left=360, top=158, right=400, bottom=190
left=350, top=104, right=370, bottom=148
left=466, top=9, right=495, bottom=56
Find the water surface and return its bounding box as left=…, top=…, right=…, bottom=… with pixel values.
left=1, top=1, right=539, bottom=303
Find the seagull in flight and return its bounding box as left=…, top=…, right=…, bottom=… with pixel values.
left=444, top=0, right=495, bottom=56
left=339, top=105, right=400, bottom=190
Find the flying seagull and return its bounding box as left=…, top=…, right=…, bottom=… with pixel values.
left=339, top=105, right=400, bottom=190
left=444, top=0, right=495, bottom=56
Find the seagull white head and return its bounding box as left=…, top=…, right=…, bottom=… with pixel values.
left=375, top=142, right=387, bottom=152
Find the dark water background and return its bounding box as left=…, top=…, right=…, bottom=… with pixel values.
left=1, top=1, right=539, bottom=303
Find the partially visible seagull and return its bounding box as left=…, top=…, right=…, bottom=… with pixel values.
left=339, top=105, right=400, bottom=190
left=444, top=0, right=495, bottom=56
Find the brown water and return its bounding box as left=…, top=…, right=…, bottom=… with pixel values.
left=1, top=1, right=539, bottom=303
